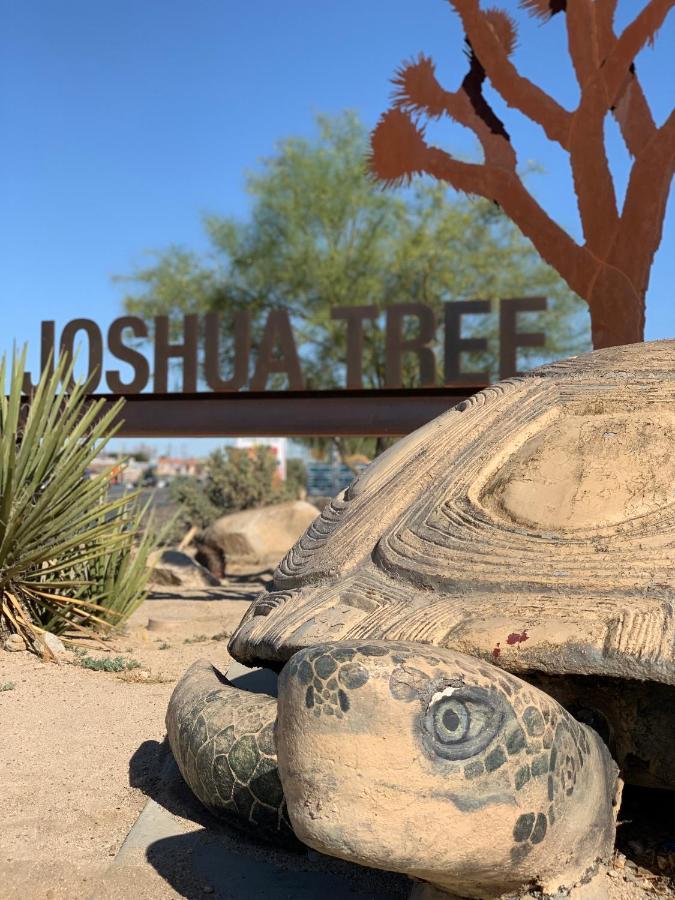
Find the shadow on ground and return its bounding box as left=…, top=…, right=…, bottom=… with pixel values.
left=616, top=786, right=675, bottom=880
left=147, top=569, right=275, bottom=603
left=147, top=587, right=261, bottom=602
left=145, top=829, right=409, bottom=900
left=128, top=739, right=409, bottom=900
left=130, top=738, right=215, bottom=829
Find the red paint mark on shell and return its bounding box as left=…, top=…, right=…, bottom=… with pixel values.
left=506, top=630, right=529, bottom=646
left=492, top=642, right=501, bottom=658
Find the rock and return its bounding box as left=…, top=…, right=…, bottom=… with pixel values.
left=3, top=634, right=26, bottom=652
left=148, top=549, right=220, bottom=588
left=42, top=632, right=67, bottom=655
left=193, top=540, right=226, bottom=579
left=201, top=501, right=318, bottom=567
left=147, top=566, right=182, bottom=587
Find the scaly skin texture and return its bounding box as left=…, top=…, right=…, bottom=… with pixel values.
left=166, top=659, right=295, bottom=842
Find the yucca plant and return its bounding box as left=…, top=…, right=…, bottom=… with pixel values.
left=0, top=349, right=155, bottom=658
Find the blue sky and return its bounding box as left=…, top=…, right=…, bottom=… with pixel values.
left=1, top=0, right=673, bottom=455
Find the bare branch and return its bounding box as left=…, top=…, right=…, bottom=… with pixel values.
left=370, top=108, right=595, bottom=300
left=451, top=0, right=572, bottom=148
left=604, top=0, right=675, bottom=104
left=424, top=145, right=597, bottom=299
left=566, top=0, right=600, bottom=87
left=568, top=104, right=620, bottom=256
left=594, top=0, right=658, bottom=156
left=613, top=72, right=657, bottom=157
left=612, top=109, right=675, bottom=290
left=550, top=1, right=619, bottom=255
left=392, top=56, right=516, bottom=169
left=595, top=0, right=618, bottom=26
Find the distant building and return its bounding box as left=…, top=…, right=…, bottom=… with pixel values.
left=235, top=437, right=287, bottom=479
left=155, top=456, right=205, bottom=480
left=87, top=453, right=145, bottom=486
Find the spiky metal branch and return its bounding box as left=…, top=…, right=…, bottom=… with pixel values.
left=369, top=0, right=675, bottom=348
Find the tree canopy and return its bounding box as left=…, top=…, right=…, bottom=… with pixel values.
left=116, top=111, right=590, bottom=392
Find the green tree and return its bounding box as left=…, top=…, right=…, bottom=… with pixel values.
left=116, top=111, right=590, bottom=455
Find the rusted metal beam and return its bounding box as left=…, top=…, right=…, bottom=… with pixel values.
left=91, top=386, right=484, bottom=438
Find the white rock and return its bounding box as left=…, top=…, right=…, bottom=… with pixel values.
left=3, top=634, right=26, bottom=652
left=42, top=632, right=67, bottom=655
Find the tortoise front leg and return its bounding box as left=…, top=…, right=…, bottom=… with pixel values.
left=166, top=659, right=295, bottom=842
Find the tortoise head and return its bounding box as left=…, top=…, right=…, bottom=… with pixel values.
left=275, top=640, right=620, bottom=898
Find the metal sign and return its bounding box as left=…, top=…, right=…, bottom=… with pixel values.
left=89, top=386, right=479, bottom=438
left=24, top=298, right=546, bottom=393
left=20, top=299, right=547, bottom=436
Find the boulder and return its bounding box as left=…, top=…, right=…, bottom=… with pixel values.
left=202, top=501, right=319, bottom=566
left=148, top=549, right=220, bottom=588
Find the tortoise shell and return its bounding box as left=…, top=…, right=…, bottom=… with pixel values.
left=229, top=341, right=675, bottom=689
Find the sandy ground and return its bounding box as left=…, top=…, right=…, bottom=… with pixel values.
left=0, top=580, right=673, bottom=900
left=0, top=583, right=254, bottom=900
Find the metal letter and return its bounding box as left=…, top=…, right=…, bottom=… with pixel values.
left=154, top=315, right=199, bottom=392
left=250, top=309, right=304, bottom=390
left=106, top=316, right=150, bottom=393
left=331, top=306, right=378, bottom=388
left=385, top=303, right=436, bottom=388
left=59, top=318, right=103, bottom=391
left=444, top=300, right=491, bottom=384
left=204, top=311, right=250, bottom=391
left=499, top=297, right=547, bottom=380
left=22, top=320, right=55, bottom=393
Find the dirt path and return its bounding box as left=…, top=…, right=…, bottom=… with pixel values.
left=0, top=587, right=253, bottom=900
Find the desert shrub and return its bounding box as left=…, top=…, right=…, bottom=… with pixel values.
left=0, top=351, right=156, bottom=657
left=169, top=475, right=219, bottom=533
left=285, top=458, right=307, bottom=497
left=206, top=447, right=280, bottom=510
left=75, top=654, right=141, bottom=672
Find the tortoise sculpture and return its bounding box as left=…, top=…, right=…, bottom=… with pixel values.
left=167, top=341, right=675, bottom=899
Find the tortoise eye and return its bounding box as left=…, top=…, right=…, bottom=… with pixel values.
left=423, top=687, right=504, bottom=761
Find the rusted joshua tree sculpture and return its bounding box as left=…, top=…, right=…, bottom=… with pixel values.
left=369, top=0, right=674, bottom=348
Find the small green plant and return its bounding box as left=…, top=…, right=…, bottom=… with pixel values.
left=212, top=631, right=230, bottom=642
left=184, top=634, right=208, bottom=644
left=158, top=642, right=171, bottom=650
left=75, top=654, right=141, bottom=672
left=0, top=350, right=157, bottom=657
left=0, top=681, right=15, bottom=692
